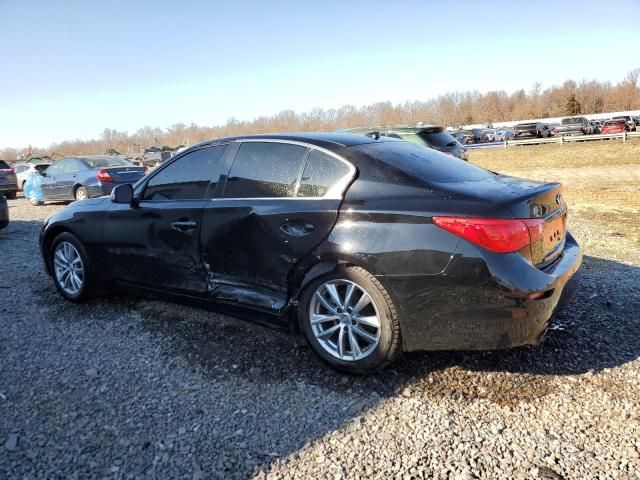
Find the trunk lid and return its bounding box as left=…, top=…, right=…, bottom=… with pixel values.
left=431, top=174, right=567, bottom=266
left=103, top=166, right=145, bottom=183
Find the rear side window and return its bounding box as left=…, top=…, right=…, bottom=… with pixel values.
left=297, top=150, right=351, bottom=198
left=353, top=141, right=492, bottom=184
left=143, top=145, right=227, bottom=201
left=223, top=142, right=308, bottom=198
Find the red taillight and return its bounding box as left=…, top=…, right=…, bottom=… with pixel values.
left=0, top=168, right=14, bottom=174
left=433, top=217, right=544, bottom=254
left=96, top=168, right=112, bottom=182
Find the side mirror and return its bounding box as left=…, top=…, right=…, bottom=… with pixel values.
left=111, top=183, right=134, bottom=204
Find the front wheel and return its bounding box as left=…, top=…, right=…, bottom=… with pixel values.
left=49, top=232, right=92, bottom=302
left=299, top=266, right=402, bottom=374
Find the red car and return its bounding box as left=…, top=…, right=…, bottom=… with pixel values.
left=600, top=120, right=630, bottom=134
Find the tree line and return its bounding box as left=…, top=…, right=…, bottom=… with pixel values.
left=2, top=68, right=638, bottom=160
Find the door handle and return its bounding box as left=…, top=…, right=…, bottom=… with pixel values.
left=171, top=220, right=197, bottom=232
left=280, top=221, right=315, bottom=237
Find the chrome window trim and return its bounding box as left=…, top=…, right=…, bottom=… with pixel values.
left=226, top=138, right=357, bottom=201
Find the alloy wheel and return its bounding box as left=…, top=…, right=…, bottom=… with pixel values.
left=309, top=279, right=381, bottom=361
left=53, top=241, right=85, bottom=295
left=75, top=188, right=87, bottom=200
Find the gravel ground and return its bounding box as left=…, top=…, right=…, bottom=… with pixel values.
left=1, top=197, right=639, bottom=480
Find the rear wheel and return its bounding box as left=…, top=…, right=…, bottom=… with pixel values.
left=5, top=191, right=17, bottom=199
left=299, top=266, right=402, bottom=374
left=74, top=186, right=88, bottom=201
left=49, top=232, right=92, bottom=302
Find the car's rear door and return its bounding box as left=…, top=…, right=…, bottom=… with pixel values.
left=58, top=158, right=79, bottom=199
left=200, top=140, right=355, bottom=312
left=103, top=144, right=229, bottom=294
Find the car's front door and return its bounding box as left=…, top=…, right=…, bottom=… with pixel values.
left=58, top=158, right=79, bottom=199
left=103, top=144, right=230, bottom=294
left=200, top=140, right=355, bottom=312
left=41, top=161, right=64, bottom=199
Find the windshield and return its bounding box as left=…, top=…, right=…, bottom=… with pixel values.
left=420, top=131, right=459, bottom=148
left=82, top=157, right=133, bottom=168
left=562, top=118, right=583, bottom=125
left=397, top=133, right=429, bottom=146
left=35, top=164, right=50, bottom=172
left=352, top=141, right=492, bottom=184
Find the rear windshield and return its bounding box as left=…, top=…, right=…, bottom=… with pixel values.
left=352, top=141, right=493, bottom=184
left=562, top=118, right=583, bottom=125
left=605, top=120, right=625, bottom=126
left=0, top=161, right=10, bottom=169
left=420, top=131, right=458, bottom=148
left=81, top=157, right=132, bottom=168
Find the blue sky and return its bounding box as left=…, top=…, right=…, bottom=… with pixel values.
left=1, top=0, right=638, bottom=148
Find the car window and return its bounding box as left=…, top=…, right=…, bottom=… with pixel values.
left=297, top=150, right=351, bottom=198
left=420, top=131, right=458, bottom=148
left=15, top=165, right=28, bottom=173
left=223, top=142, right=308, bottom=198
left=142, top=145, right=227, bottom=201
left=35, top=164, right=50, bottom=173
left=398, top=133, right=429, bottom=146
left=0, top=161, right=11, bottom=169
left=63, top=159, right=78, bottom=173
left=45, top=162, right=63, bottom=175
left=353, top=141, right=493, bottom=184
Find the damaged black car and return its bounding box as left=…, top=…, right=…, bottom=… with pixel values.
left=40, top=133, right=581, bottom=373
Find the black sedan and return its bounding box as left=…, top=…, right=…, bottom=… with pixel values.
left=40, top=133, right=581, bottom=373
left=40, top=156, right=146, bottom=202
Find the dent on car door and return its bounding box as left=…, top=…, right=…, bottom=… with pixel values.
left=200, top=141, right=355, bottom=312
left=103, top=145, right=229, bottom=294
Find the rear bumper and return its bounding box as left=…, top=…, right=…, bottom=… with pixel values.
left=381, top=232, right=582, bottom=352
left=0, top=184, right=18, bottom=194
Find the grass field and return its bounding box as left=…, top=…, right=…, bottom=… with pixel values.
left=470, top=140, right=640, bottom=264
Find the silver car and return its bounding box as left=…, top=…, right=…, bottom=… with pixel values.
left=14, top=163, right=51, bottom=191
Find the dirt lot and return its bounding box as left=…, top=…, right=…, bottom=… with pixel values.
left=1, top=142, right=639, bottom=479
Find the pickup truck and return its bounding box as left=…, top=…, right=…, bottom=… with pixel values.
left=553, top=117, right=592, bottom=136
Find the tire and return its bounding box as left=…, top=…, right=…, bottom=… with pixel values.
left=5, top=191, right=17, bottom=199
left=74, top=186, right=89, bottom=201
left=298, top=265, right=402, bottom=374
left=49, top=232, right=93, bottom=302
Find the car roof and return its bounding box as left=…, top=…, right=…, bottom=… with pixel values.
left=193, top=132, right=402, bottom=153
left=340, top=125, right=444, bottom=134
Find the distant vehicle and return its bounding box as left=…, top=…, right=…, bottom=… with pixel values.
left=513, top=122, right=551, bottom=139
left=600, top=119, right=630, bottom=134
left=610, top=116, right=636, bottom=131
left=0, top=194, right=8, bottom=229
left=39, top=156, right=146, bottom=202
left=0, top=160, right=18, bottom=199
left=589, top=121, right=600, bottom=134
left=552, top=117, right=591, bottom=137
left=484, top=128, right=512, bottom=142
left=14, top=163, right=51, bottom=190
left=341, top=125, right=468, bottom=160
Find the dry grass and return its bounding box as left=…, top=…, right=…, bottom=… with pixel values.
left=469, top=140, right=640, bottom=264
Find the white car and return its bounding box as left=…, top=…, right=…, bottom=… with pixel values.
left=14, top=163, right=51, bottom=190
left=484, top=128, right=509, bottom=142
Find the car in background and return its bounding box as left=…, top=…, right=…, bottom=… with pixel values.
left=552, top=117, right=591, bottom=137
left=40, top=132, right=581, bottom=373
left=0, top=160, right=18, bottom=199
left=600, top=119, right=630, bottom=134
left=40, top=156, right=146, bottom=202
left=14, top=163, right=51, bottom=190
left=611, top=115, right=637, bottom=131
left=589, top=121, right=600, bottom=134
left=341, top=125, right=468, bottom=160
left=484, top=128, right=512, bottom=142
left=0, top=194, right=8, bottom=230
left=513, top=122, right=551, bottom=139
